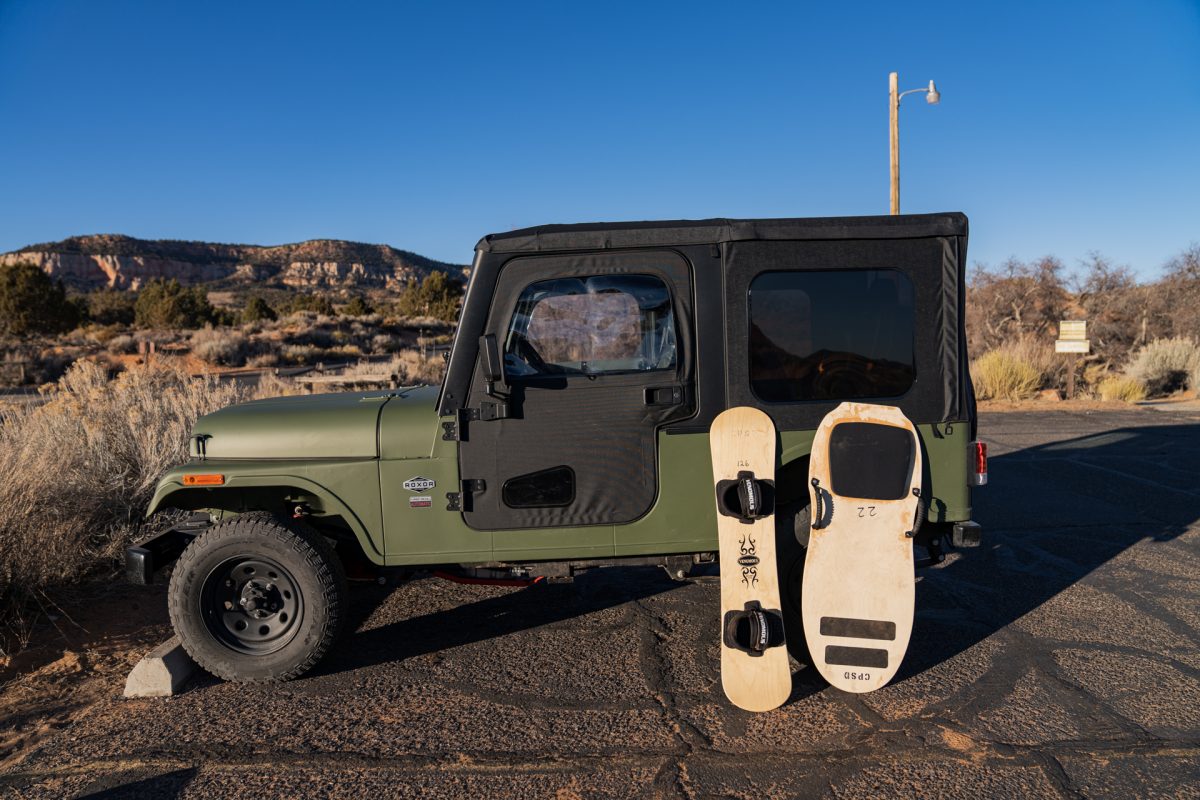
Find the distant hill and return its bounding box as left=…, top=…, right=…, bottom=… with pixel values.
left=0, top=234, right=468, bottom=291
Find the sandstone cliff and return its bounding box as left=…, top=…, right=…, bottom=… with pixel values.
left=0, top=234, right=465, bottom=291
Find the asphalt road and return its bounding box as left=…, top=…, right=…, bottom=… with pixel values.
left=3, top=408, right=1200, bottom=798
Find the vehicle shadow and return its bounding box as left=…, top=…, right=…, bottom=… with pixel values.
left=314, top=565, right=686, bottom=678
left=316, top=420, right=1200, bottom=694
left=897, top=420, right=1200, bottom=680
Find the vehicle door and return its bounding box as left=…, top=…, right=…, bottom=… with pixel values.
left=457, top=250, right=695, bottom=532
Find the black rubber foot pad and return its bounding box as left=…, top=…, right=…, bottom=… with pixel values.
left=819, top=616, right=897, bottom=641
left=825, top=645, right=889, bottom=668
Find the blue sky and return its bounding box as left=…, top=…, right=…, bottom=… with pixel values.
left=1, top=1, right=1197, bottom=278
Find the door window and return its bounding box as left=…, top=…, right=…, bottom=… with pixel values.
left=749, top=269, right=915, bottom=402
left=504, top=274, right=677, bottom=377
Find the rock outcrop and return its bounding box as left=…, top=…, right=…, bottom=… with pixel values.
left=0, top=234, right=465, bottom=291
left=0, top=252, right=234, bottom=290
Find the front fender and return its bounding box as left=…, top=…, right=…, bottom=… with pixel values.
left=147, top=459, right=385, bottom=563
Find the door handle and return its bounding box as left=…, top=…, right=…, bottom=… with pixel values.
left=644, top=385, right=685, bottom=406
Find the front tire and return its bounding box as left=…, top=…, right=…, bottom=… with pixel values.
left=169, top=512, right=348, bottom=683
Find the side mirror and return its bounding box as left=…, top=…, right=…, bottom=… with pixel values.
left=480, top=334, right=503, bottom=388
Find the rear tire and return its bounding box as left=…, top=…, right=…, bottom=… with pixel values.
left=169, top=511, right=348, bottom=683
left=776, top=501, right=813, bottom=665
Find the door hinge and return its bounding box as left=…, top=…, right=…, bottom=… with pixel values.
left=443, top=402, right=509, bottom=441
left=446, top=478, right=486, bottom=512
left=442, top=408, right=481, bottom=442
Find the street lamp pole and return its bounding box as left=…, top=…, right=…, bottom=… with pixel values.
left=888, top=71, right=940, bottom=215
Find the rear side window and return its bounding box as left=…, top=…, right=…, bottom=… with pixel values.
left=749, top=270, right=915, bottom=402
left=504, top=274, right=677, bottom=377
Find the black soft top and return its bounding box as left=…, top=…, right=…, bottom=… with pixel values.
left=477, top=212, right=967, bottom=254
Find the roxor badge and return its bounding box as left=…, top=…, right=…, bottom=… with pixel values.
left=403, top=476, right=436, bottom=493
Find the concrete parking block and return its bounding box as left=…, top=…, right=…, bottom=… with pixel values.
left=123, top=636, right=196, bottom=698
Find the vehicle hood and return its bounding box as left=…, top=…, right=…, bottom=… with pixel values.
left=191, top=386, right=439, bottom=460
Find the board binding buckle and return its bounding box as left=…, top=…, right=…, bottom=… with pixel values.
left=715, top=471, right=775, bottom=524
left=723, top=601, right=785, bottom=657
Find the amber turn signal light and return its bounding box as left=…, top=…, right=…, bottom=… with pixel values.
left=183, top=473, right=225, bottom=486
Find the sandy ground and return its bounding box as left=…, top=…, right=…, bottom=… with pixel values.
left=1, top=407, right=1199, bottom=798
left=0, top=582, right=171, bottom=774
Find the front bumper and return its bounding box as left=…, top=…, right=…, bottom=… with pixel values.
left=125, top=513, right=211, bottom=584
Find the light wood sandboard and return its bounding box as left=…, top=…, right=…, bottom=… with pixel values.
left=802, top=402, right=923, bottom=693
left=710, top=406, right=790, bottom=712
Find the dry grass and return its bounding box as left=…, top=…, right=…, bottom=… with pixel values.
left=0, top=360, right=296, bottom=653
left=971, top=347, right=1044, bottom=401
left=254, top=369, right=305, bottom=398
left=341, top=350, right=445, bottom=385
left=106, top=334, right=137, bottom=355
left=1097, top=376, right=1149, bottom=403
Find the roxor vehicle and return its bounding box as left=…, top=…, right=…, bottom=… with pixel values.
left=130, top=213, right=985, bottom=683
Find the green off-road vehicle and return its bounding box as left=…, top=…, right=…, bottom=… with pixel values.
left=129, top=212, right=985, bottom=683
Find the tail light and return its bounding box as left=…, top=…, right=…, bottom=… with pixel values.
left=969, top=441, right=987, bottom=486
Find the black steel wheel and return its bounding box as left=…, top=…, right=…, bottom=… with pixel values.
left=201, top=556, right=304, bottom=655
left=169, top=512, right=347, bottom=683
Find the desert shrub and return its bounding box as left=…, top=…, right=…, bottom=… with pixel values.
left=0, top=262, right=81, bottom=336
left=354, top=349, right=445, bottom=385
left=246, top=352, right=280, bottom=368
left=342, top=296, right=373, bottom=316
left=0, top=346, right=73, bottom=387
left=210, top=306, right=239, bottom=327
left=285, top=294, right=336, bottom=316
left=1124, top=337, right=1200, bottom=396
left=85, top=288, right=136, bottom=326
left=190, top=326, right=249, bottom=366
left=254, top=370, right=303, bottom=398
left=397, top=272, right=463, bottom=321
left=296, top=327, right=336, bottom=349
left=394, top=349, right=445, bottom=384
left=371, top=333, right=400, bottom=353
left=0, top=362, right=252, bottom=650
left=1153, top=244, right=1200, bottom=341
left=281, top=344, right=323, bottom=364
left=134, top=278, right=214, bottom=329
left=1098, top=376, right=1148, bottom=403
left=242, top=295, right=277, bottom=323
left=971, top=348, right=1043, bottom=401
left=107, top=334, right=137, bottom=355
left=82, top=324, right=122, bottom=345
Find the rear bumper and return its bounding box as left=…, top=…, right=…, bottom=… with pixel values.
left=125, top=513, right=211, bottom=584
left=951, top=520, right=982, bottom=548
